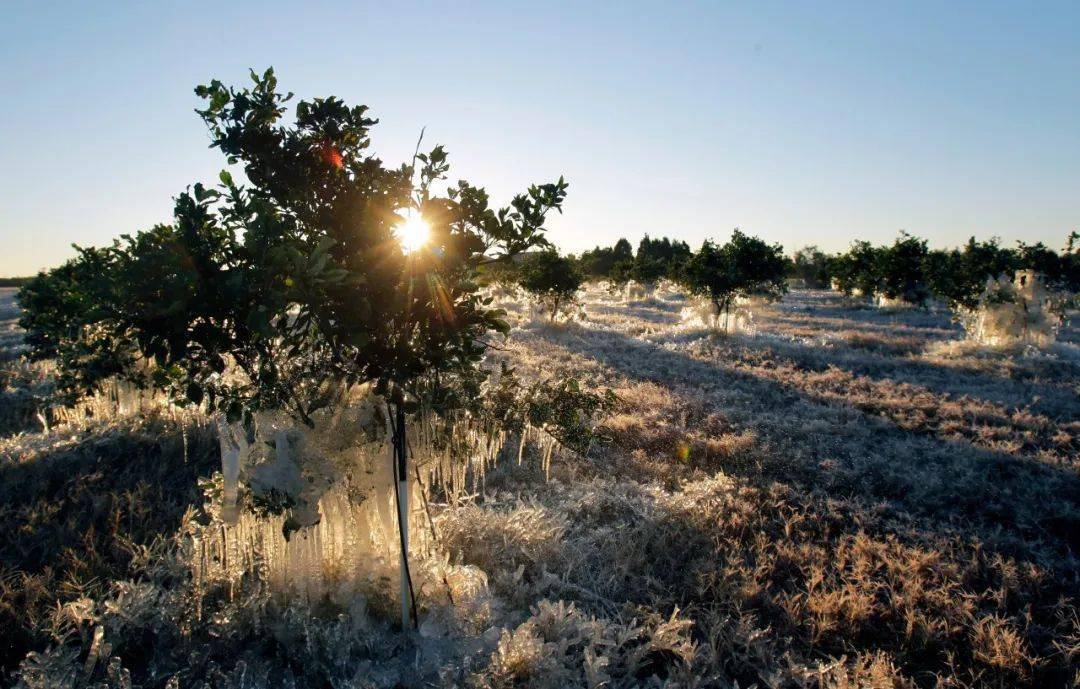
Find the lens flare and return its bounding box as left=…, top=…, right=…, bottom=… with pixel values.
left=396, top=209, right=430, bottom=253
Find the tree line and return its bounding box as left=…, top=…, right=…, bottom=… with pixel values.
left=495, top=229, right=1079, bottom=324
left=487, top=230, right=788, bottom=321
left=791, top=232, right=1080, bottom=308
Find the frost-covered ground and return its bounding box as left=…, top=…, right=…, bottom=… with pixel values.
left=2, top=287, right=1078, bottom=688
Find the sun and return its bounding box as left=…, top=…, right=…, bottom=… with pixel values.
left=396, top=208, right=430, bottom=253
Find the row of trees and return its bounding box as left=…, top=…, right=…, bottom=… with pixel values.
left=790, top=233, right=1080, bottom=308
left=497, top=230, right=787, bottom=322
left=506, top=230, right=1079, bottom=325
left=577, top=235, right=692, bottom=288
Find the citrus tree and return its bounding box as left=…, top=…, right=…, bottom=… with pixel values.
left=877, top=232, right=931, bottom=306
left=518, top=249, right=584, bottom=321
left=578, top=238, right=633, bottom=282
left=830, top=240, right=882, bottom=298
left=18, top=68, right=572, bottom=628
left=788, top=245, right=831, bottom=288
left=17, top=247, right=138, bottom=401
left=924, top=237, right=1018, bottom=309
left=679, top=230, right=787, bottom=323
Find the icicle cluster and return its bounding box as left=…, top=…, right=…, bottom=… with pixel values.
left=191, top=387, right=564, bottom=613
left=49, top=379, right=157, bottom=428
left=679, top=297, right=756, bottom=333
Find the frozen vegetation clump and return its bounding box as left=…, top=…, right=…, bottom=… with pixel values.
left=623, top=280, right=653, bottom=301
left=195, top=379, right=594, bottom=608
left=961, top=270, right=1065, bottom=347
left=679, top=296, right=756, bottom=333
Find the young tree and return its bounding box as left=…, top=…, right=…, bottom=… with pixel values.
left=633, top=235, right=692, bottom=286
left=1015, top=239, right=1070, bottom=291
left=877, top=232, right=931, bottom=306
left=578, top=238, right=633, bottom=282
left=830, top=240, right=882, bottom=298
left=788, top=245, right=831, bottom=288
left=518, top=250, right=584, bottom=321
left=629, top=255, right=668, bottom=291
left=17, top=247, right=139, bottom=400
left=679, top=230, right=787, bottom=325
left=477, top=260, right=521, bottom=293
left=20, top=68, right=570, bottom=629
left=681, top=240, right=737, bottom=315
left=1061, top=231, right=1080, bottom=296
left=725, top=229, right=789, bottom=302
left=924, top=237, right=1017, bottom=309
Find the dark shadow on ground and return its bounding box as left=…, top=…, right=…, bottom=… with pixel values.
left=0, top=415, right=217, bottom=679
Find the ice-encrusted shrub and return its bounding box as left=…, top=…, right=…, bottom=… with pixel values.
left=190, top=368, right=615, bottom=625
left=961, top=270, right=1065, bottom=347
left=680, top=296, right=756, bottom=333
left=518, top=250, right=585, bottom=323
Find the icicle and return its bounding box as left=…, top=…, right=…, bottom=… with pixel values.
left=216, top=417, right=247, bottom=526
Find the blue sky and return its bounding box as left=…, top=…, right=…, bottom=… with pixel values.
left=1, top=1, right=1078, bottom=276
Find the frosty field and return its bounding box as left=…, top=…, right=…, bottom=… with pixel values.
left=2, top=286, right=1078, bottom=688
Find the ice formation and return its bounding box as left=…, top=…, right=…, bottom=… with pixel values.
left=194, top=388, right=562, bottom=618
left=624, top=281, right=654, bottom=301
left=874, top=294, right=914, bottom=309
left=41, top=377, right=175, bottom=435
left=680, top=296, right=756, bottom=333
left=216, top=418, right=250, bottom=525
left=483, top=283, right=521, bottom=302
left=525, top=296, right=585, bottom=324
left=734, top=294, right=771, bottom=310
left=654, top=280, right=685, bottom=301
left=962, top=270, right=1063, bottom=347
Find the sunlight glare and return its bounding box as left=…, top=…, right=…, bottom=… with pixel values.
left=396, top=209, right=430, bottom=253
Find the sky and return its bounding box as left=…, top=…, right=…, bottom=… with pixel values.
left=1, top=1, right=1079, bottom=277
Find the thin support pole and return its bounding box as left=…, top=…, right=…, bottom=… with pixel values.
left=391, top=403, right=418, bottom=630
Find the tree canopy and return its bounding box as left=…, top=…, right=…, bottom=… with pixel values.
left=19, top=68, right=569, bottom=423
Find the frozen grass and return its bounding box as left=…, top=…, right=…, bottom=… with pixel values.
left=2, top=287, right=1078, bottom=687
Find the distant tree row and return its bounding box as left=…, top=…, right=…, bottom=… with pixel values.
left=499, top=230, right=786, bottom=323
left=789, top=232, right=1080, bottom=308
left=483, top=229, right=1078, bottom=323
left=577, top=235, right=691, bottom=288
